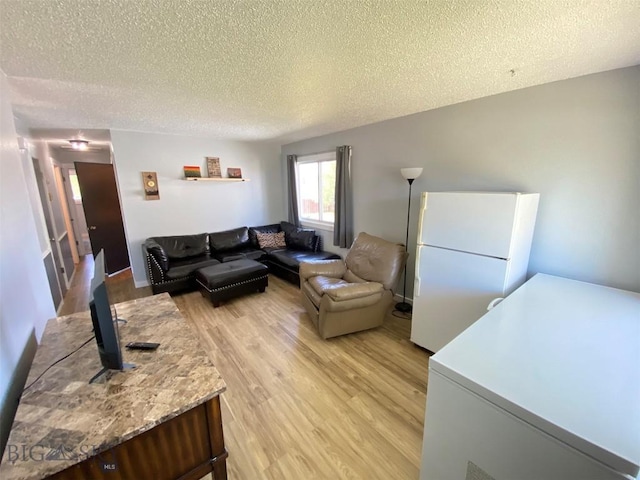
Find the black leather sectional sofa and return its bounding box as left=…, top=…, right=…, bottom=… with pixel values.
left=143, top=222, right=341, bottom=294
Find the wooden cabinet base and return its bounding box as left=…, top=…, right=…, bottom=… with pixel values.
left=50, top=397, right=227, bottom=480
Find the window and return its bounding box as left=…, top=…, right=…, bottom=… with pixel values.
left=296, top=151, right=336, bottom=228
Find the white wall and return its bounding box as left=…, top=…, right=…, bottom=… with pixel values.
left=33, top=141, right=68, bottom=243
left=12, top=121, right=52, bottom=286
left=19, top=139, right=50, bottom=254
left=52, top=147, right=111, bottom=165
left=0, top=69, right=56, bottom=444
left=282, top=66, right=640, bottom=294
left=110, top=130, right=284, bottom=287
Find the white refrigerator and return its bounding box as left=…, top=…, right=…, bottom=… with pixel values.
left=420, top=274, right=640, bottom=480
left=411, top=191, right=539, bottom=352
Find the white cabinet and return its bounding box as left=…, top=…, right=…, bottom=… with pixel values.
left=420, top=274, right=640, bottom=480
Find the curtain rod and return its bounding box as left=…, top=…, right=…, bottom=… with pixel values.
left=290, top=148, right=335, bottom=157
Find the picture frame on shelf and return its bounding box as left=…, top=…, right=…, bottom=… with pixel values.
left=227, top=168, right=242, bottom=179
left=183, top=165, right=202, bottom=178
left=206, top=157, right=222, bottom=178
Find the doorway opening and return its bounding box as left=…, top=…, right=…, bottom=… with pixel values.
left=66, top=169, right=92, bottom=255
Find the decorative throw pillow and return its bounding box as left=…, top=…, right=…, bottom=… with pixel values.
left=280, top=221, right=317, bottom=251
left=280, top=221, right=299, bottom=236
left=286, top=230, right=316, bottom=251
left=248, top=224, right=281, bottom=248
left=256, top=231, right=286, bottom=249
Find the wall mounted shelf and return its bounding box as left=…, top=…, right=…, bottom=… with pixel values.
left=184, top=177, right=250, bottom=182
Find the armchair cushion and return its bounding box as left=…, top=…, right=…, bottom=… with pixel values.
left=344, top=270, right=366, bottom=284
left=309, top=276, right=349, bottom=295
left=309, top=276, right=384, bottom=301
left=345, top=232, right=407, bottom=290
left=323, top=281, right=384, bottom=302
left=321, top=291, right=384, bottom=312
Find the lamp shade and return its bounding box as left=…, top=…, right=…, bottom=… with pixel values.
left=400, top=167, right=423, bottom=180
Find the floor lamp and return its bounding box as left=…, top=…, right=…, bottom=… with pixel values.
left=396, top=167, right=423, bottom=314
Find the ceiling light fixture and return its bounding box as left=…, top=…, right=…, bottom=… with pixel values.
left=69, top=139, right=89, bottom=150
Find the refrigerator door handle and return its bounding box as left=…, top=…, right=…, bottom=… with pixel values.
left=414, top=246, right=422, bottom=297
left=416, top=192, right=427, bottom=244
left=487, top=297, right=504, bottom=311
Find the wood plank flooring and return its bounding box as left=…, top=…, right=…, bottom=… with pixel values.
left=57, top=256, right=151, bottom=316
left=59, top=256, right=431, bottom=479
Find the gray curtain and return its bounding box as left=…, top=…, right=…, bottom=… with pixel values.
left=286, top=154, right=300, bottom=226
left=333, top=145, right=353, bottom=248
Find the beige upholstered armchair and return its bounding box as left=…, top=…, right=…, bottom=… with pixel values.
left=300, top=232, right=408, bottom=339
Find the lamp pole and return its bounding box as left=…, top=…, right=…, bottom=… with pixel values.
left=396, top=178, right=414, bottom=313
left=396, top=167, right=423, bottom=314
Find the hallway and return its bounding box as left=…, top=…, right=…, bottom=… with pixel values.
left=57, top=256, right=151, bottom=316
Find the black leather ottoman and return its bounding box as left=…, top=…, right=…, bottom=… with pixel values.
left=195, top=259, right=268, bottom=307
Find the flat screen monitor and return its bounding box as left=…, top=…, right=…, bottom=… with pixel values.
left=88, top=249, right=133, bottom=383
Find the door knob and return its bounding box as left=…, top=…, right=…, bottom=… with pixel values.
left=89, top=226, right=97, bottom=230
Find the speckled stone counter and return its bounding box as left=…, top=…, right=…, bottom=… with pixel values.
left=0, top=293, right=227, bottom=480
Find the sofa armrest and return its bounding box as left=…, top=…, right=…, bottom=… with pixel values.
left=300, top=260, right=346, bottom=281
left=143, top=238, right=169, bottom=272
left=142, top=241, right=166, bottom=286
left=323, top=282, right=384, bottom=302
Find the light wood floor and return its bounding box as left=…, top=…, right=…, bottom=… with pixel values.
left=57, top=256, right=152, bottom=316
left=60, top=257, right=431, bottom=479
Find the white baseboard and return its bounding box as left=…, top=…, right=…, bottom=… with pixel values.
left=107, top=267, right=131, bottom=277
left=393, top=293, right=413, bottom=305
left=134, top=279, right=150, bottom=289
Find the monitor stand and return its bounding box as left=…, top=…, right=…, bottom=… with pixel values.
left=89, top=363, right=136, bottom=384
left=113, top=305, right=127, bottom=324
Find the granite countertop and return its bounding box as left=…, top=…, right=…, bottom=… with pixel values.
left=0, top=293, right=226, bottom=480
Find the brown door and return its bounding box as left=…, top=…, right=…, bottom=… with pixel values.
left=74, top=162, right=130, bottom=274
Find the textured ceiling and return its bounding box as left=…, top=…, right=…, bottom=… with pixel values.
left=1, top=0, right=639, bottom=144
